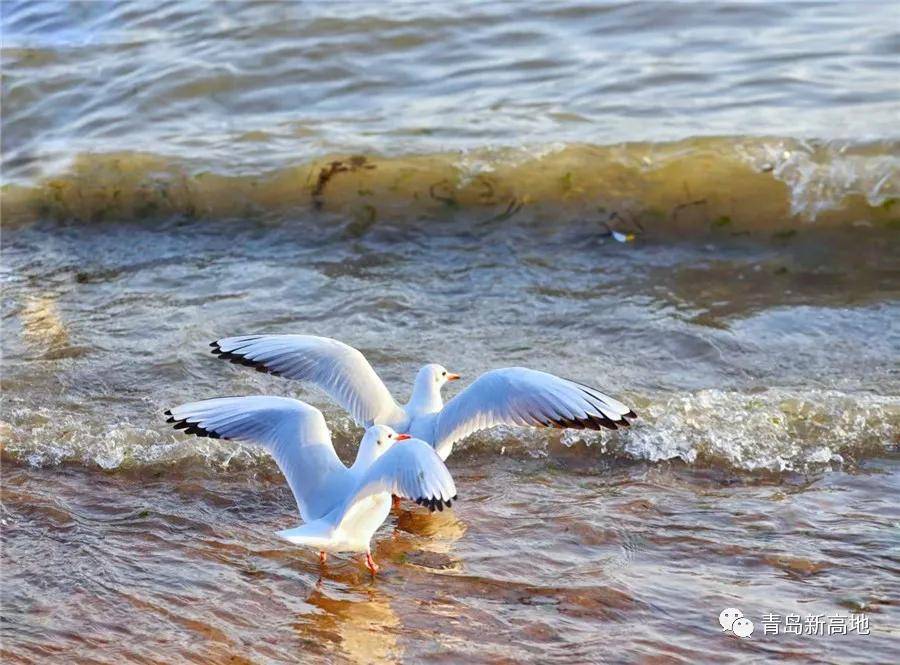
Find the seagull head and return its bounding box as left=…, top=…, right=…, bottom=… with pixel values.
left=359, top=424, right=410, bottom=463
left=418, top=363, right=461, bottom=390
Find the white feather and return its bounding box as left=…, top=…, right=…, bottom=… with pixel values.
left=166, top=396, right=348, bottom=522
left=429, top=368, right=634, bottom=459
left=211, top=334, right=404, bottom=427
left=210, top=335, right=636, bottom=462
left=167, top=398, right=457, bottom=555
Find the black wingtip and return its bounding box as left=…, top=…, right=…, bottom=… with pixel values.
left=415, top=496, right=457, bottom=512
left=209, top=340, right=219, bottom=348
left=559, top=381, right=638, bottom=429
left=166, top=413, right=225, bottom=440
left=414, top=496, right=448, bottom=512
left=545, top=414, right=621, bottom=432
left=209, top=343, right=282, bottom=377
left=595, top=416, right=619, bottom=430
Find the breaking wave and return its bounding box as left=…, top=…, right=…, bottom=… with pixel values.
left=2, top=389, right=895, bottom=475
left=3, top=137, right=898, bottom=234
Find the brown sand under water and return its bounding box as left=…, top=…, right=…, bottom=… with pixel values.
left=2, top=217, right=898, bottom=663
left=3, top=456, right=898, bottom=664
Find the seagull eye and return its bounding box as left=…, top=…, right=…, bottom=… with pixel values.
left=442, top=371, right=446, bottom=376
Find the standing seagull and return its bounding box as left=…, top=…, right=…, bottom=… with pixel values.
left=210, top=335, right=636, bottom=461
left=165, top=396, right=456, bottom=573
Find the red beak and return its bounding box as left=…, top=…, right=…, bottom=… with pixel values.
left=446, top=373, right=461, bottom=381
left=394, top=433, right=412, bottom=441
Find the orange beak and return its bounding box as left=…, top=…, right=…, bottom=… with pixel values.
left=446, top=373, right=461, bottom=381
left=394, top=433, right=412, bottom=441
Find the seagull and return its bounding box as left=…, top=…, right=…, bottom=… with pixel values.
left=164, top=395, right=456, bottom=574
left=210, top=334, right=637, bottom=461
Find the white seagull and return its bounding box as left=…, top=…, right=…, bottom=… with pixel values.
left=164, top=396, right=456, bottom=574
left=210, top=334, right=636, bottom=461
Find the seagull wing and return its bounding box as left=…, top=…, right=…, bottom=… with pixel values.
left=165, top=396, right=348, bottom=521
left=431, top=367, right=636, bottom=459
left=343, top=438, right=457, bottom=515
left=211, top=335, right=403, bottom=427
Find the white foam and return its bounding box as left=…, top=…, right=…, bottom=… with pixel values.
left=3, top=391, right=895, bottom=474
left=738, top=139, right=899, bottom=220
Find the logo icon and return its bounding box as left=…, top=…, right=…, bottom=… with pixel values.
left=733, top=617, right=755, bottom=638
left=720, top=608, right=754, bottom=638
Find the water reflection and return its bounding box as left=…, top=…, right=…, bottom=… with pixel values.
left=393, top=506, right=468, bottom=561
left=19, top=294, right=77, bottom=358
left=297, top=582, right=403, bottom=664
left=283, top=507, right=468, bottom=663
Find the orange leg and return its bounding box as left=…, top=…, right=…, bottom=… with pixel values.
left=364, top=551, right=379, bottom=575
left=319, top=551, right=327, bottom=564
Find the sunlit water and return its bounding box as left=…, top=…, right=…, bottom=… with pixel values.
left=2, top=1, right=899, bottom=663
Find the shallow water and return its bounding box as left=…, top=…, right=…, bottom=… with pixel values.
left=4, top=457, right=900, bottom=664
left=3, top=219, right=899, bottom=663
left=2, top=1, right=900, bottom=664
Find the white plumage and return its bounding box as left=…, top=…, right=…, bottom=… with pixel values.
left=165, top=396, right=456, bottom=572
left=211, top=334, right=636, bottom=460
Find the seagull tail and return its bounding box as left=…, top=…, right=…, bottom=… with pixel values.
left=275, top=520, right=336, bottom=549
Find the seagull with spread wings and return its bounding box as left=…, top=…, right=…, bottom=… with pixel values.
left=210, top=335, right=636, bottom=461
left=165, top=396, right=456, bottom=574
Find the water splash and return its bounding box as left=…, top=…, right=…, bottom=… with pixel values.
left=561, top=389, right=898, bottom=473
left=3, top=390, right=895, bottom=475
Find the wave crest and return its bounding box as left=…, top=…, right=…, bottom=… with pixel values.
left=2, top=389, right=895, bottom=475
left=3, top=137, right=897, bottom=233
